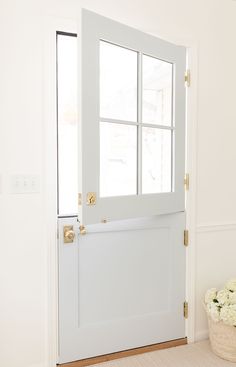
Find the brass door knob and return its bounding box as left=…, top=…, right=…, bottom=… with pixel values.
left=79, top=225, right=86, bottom=235
left=64, top=226, right=75, bottom=243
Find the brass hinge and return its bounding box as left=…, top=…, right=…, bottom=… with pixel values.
left=185, top=70, right=191, bottom=87
left=184, top=173, right=189, bottom=191
left=184, top=230, right=189, bottom=247
left=78, top=193, right=82, bottom=206
left=183, top=301, right=189, bottom=319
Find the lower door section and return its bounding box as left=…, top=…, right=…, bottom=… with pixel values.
left=58, top=213, right=186, bottom=363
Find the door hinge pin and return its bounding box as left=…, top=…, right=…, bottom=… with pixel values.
left=184, top=301, right=189, bottom=319
left=184, top=230, right=189, bottom=247
left=185, top=70, right=191, bottom=87
left=184, top=173, right=189, bottom=191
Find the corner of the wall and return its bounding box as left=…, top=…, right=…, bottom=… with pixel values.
left=195, top=329, right=209, bottom=342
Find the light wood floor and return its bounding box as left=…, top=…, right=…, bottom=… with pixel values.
left=61, top=340, right=236, bottom=367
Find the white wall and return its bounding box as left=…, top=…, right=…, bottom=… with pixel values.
left=1, top=0, right=236, bottom=366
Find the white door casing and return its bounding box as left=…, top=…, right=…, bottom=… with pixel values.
left=42, top=13, right=198, bottom=367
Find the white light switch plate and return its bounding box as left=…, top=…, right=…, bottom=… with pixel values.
left=10, top=175, right=40, bottom=194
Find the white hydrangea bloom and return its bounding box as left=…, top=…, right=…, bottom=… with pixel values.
left=205, top=281, right=236, bottom=327
left=229, top=291, right=236, bottom=305
left=207, top=302, right=221, bottom=322
left=216, top=289, right=230, bottom=306
left=220, top=304, right=236, bottom=326
left=205, top=288, right=217, bottom=304
left=225, top=279, right=236, bottom=292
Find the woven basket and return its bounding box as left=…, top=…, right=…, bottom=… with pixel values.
left=208, top=316, right=236, bottom=362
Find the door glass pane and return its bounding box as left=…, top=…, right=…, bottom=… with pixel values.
left=142, top=55, right=173, bottom=126
left=100, top=122, right=137, bottom=197
left=57, top=33, right=78, bottom=215
left=100, top=41, right=138, bottom=122
left=142, top=127, right=172, bottom=193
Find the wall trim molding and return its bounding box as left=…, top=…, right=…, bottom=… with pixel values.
left=197, top=223, right=236, bottom=233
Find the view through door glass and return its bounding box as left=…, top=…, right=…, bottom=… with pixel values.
left=99, top=41, right=174, bottom=198
left=57, top=32, right=78, bottom=216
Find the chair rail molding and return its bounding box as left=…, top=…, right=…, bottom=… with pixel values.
left=197, top=222, right=236, bottom=233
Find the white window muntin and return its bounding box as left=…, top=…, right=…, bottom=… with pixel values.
left=99, top=40, right=175, bottom=197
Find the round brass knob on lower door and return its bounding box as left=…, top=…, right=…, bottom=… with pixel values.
left=65, top=230, right=75, bottom=241
left=63, top=226, right=76, bottom=243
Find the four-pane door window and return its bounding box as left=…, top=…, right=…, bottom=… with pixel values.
left=100, top=40, right=174, bottom=198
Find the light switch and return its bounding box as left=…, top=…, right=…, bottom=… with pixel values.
left=10, top=175, right=40, bottom=194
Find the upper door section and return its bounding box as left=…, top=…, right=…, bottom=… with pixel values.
left=78, top=9, right=186, bottom=225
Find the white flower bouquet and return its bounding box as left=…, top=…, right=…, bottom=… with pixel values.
left=205, top=279, right=236, bottom=362
left=205, top=279, right=236, bottom=326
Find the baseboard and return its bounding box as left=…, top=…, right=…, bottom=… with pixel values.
left=195, top=329, right=209, bottom=342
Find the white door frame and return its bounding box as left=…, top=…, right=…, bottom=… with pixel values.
left=43, top=15, right=198, bottom=367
